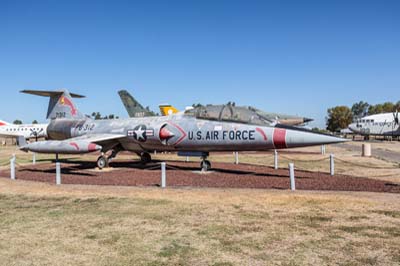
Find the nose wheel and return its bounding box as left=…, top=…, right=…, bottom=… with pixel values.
left=200, top=159, right=211, bottom=172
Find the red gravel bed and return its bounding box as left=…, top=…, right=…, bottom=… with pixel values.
left=3, top=160, right=400, bottom=193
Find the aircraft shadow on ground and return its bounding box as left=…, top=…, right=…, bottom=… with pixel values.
left=18, top=159, right=305, bottom=179
left=19, top=167, right=95, bottom=177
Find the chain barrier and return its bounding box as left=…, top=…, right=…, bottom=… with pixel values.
left=274, top=154, right=399, bottom=170
left=278, top=154, right=330, bottom=163
left=334, top=157, right=399, bottom=170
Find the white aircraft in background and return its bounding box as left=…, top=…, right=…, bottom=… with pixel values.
left=348, top=111, right=399, bottom=137
left=0, top=120, right=48, bottom=140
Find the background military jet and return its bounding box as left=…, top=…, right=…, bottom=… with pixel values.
left=118, top=90, right=157, bottom=118
left=19, top=89, right=345, bottom=171
left=119, top=90, right=312, bottom=126
left=118, top=90, right=179, bottom=117
left=185, top=104, right=313, bottom=127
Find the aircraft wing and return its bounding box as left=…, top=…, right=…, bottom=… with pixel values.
left=67, top=133, right=126, bottom=145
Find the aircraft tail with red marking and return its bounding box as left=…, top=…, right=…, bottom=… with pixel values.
left=20, top=89, right=86, bottom=120
left=0, top=120, right=11, bottom=126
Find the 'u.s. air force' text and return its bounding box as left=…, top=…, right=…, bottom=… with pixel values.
left=188, top=130, right=256, bottom=141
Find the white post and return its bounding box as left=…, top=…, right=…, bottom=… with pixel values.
left=185, top=156, right=190, bottom=163
left=289, top=163, right=295, bottom=191
left=234, top=152, right=239, bottom=165
left=330, top=154, right=334, bottom=176
left=32, top=152, right=36, bottom=165
left=56, top=162, right=61, bottom=185
left=274, top=150, right=278, bottom=170
left=10, top=155, right=15, bottom=180
left=321, top=145, right=326, bottom=155
left=362, top=143, right=371, bottom=157
left=161, top=162, right=166, bottom=188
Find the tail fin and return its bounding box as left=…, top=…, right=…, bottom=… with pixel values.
left=118, top=90, right=155, bottom=117
left=0, top=120, right=11, bottom=126
left=20, top=89, right=85, bottom=120
left=159, top=104, right=179, bottom=116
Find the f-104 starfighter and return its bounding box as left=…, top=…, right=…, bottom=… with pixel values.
left=19, top=89, right=347, bottom=171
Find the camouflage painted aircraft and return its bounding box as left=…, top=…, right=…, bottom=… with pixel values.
left=118, top=90, right=156, bottom=118
left=19, top=89, right=347, bottom=171
left=118, top=89, right=179, bottom=117
left=187, top=104, right=313, bottom=127
left=119, top=90, right=312, bottom=126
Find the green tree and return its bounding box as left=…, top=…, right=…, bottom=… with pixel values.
left=382, top=102, right=395, bottom=112
left=395, top=101, right=400, bottom=111
left=351, top=101, right=369, bottom=118
left=368, top=102, right=397, bottom=115
left=326, top=106, right=353, bottom=132
left=32, top=120, right=38, bottom=124
left=91, top=112, right=102, bottom=120
left=13, top=120, right=23, bottom=125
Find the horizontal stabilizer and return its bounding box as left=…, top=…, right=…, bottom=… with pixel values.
left=20, top=90, right=85, bottom=98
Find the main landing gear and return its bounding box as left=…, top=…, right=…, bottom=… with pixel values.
left=140, top=152, right=152, bottom=164
left=97, top=155, right=108, bottom=169
left=97, top=149, right=120, bottom=169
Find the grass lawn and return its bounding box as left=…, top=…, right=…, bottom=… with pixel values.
left=0, top=179, right=399, bottom=266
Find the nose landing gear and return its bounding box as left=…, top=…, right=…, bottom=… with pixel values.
left=200, top=156, right=211, bottom=172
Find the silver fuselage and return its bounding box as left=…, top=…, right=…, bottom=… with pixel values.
left=46, top=114, right=344, bottom=154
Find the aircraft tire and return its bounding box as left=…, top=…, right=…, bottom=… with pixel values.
left=201, top=160, right=211, bottom=171
left=97, top=156, right=108, bottom=169
left=140, top=152, right=152, bottom=164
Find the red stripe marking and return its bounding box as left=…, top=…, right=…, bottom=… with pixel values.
left=0, top=122, right=6, bottom=126
left=256, top=127, right=267, bottom=141
left=60, top=96, right=77, bottom=116
left=88, top=143, right=98, bottom=152
left=273, top=128, right=287, bottom=149
left=168, top=122, right=187, bottom=145
left=69, top=142, right=80, bottom=151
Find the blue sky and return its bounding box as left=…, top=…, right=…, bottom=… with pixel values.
left=0, top=0, right=399, bottom=127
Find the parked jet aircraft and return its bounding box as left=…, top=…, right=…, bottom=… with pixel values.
left=19, top=89, right=347, bottom=171
left=119, top=90, right=312, bottom=126
left=118, top=90, right=156, bottom=118
left=0, top=120, right=47, bottom=140
left=119, top=89, right=180, bottom=117
left=348, top=111, right=400, bottom=137
left=159, top=104, right=179, bottom=116
left=186, top=104, right=313, bottom=127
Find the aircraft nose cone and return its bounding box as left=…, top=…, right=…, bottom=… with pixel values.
left=348, top=123, right=358, bottom=133
left=285, top=129, right=349, bottom=147
left=303, top=117, right=314, bottom=123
